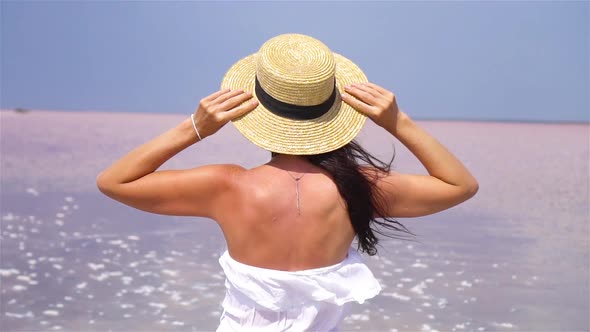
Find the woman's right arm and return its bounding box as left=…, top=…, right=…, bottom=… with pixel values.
left=342, top=82, right=479, bottom=218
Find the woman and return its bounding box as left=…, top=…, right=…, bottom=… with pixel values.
left=97, top=34, right=478, bottom=331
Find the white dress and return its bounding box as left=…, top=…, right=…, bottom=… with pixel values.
left=216, top=247, right=381, bottom=332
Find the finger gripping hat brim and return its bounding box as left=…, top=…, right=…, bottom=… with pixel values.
left=221, top=34, right=368, bottom=155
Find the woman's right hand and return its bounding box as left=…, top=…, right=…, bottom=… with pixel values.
left=342, top=82, right=407, bottom=135
left=343, top=83, right=478, bottom=218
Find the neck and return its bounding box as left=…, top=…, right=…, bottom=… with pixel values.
left=271, top=153, right=305, bottom=162
left=268, top=154, right=311, bottom=172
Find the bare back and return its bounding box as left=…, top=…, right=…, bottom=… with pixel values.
left=214, top=157, right=356, bottom=271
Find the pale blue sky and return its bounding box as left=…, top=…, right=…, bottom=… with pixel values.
left=1, top=1, right=588, bottom=122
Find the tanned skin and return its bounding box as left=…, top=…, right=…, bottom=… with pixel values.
left=97, top=83, right=478, bottom=271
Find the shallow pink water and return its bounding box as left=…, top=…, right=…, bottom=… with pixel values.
left=1, top=109, right=588, bottom=331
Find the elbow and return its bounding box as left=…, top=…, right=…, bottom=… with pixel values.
left=96, top=172, right=114, bottom=195
left=463, top=178, right=479, bottom=200
left=96, top=174, right=107, bottom=194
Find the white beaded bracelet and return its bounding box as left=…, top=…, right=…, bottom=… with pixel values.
left=190, top=114, right=202, bottom=141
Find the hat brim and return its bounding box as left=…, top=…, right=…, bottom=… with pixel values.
left=221, top=53, right=367, bottom=155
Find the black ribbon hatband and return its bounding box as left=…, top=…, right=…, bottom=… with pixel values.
left=254, top=77, right=337, bottom=120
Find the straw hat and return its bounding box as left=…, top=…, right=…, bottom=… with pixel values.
left=221, top=33, right=368, bottom=155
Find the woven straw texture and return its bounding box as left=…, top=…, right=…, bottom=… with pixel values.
left=221, top=34, right=368, bottom=155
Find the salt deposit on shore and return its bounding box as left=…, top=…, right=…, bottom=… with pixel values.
left=1, top=109, right=588, bottom=331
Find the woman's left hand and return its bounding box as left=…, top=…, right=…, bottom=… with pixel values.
left=192, top=89, right=259, bottom=139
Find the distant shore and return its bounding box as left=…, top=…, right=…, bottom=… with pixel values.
left=2, top=108, right=588, bottom=125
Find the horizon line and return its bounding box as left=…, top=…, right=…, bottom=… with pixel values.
left=1, top=108, right=588, bottom=126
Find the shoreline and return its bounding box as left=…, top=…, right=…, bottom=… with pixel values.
left=2, top=108, right=588, bottom=126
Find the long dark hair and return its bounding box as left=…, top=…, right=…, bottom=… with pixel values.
left=303, top=140, right=416, bottom=255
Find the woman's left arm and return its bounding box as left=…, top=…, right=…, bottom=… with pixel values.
left=96, top=89, right=257, bottom=218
